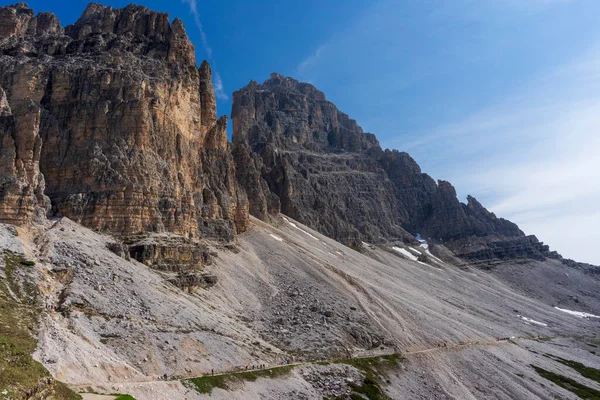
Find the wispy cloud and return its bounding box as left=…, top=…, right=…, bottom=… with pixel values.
left=404, top=49, right=600, bottom=264
left=181, top=0, right=212, bottom=58
left=292, top=0, right=599, bottom=263
left=181, top=0, right=228, bottom=100
left=298, top=44, right=327, bottom=75
left=213, top=72, right=227, bottom=101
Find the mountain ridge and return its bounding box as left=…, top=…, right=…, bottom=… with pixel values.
left=0, top=2, right=594, bottom=270
left=231, top=73, right=579, bottom=267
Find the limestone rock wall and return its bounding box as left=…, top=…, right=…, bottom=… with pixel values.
left=232, top=74, right=412, bottom=245
left=0, top=3, right=248, bottom=240
left=0, top=84, right=50, bottom=225
left=231, top=74, right=555, bottom=263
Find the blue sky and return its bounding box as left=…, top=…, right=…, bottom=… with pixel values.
left=15, top=0, right=600, bottom=264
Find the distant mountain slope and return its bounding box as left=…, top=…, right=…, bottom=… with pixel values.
left=231, top=74, right=584, bottom=266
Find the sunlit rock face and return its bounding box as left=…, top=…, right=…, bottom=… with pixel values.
left=0, top=3, right=248, bottom=239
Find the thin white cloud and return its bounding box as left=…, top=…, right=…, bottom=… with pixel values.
left=213, top=72, right=228, bottom=101
left=298, top=44, right=327, bottom=75
left=181, top=0, right=228, bottom=100
left=407, top=48, right=600, bottom=265
left=181, top=0, right=213, bottom=58
left=293, top=0, right=597, bottom=263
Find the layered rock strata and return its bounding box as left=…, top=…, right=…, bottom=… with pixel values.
left=125, top=233, right=212, bottom=272
left=0, top=3, right=248, bottom=240
left=232, top=74, right=557, bottom=263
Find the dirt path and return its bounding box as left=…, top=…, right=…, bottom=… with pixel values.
left=185, top=350, right=397, bottom=380
left=74, top=336, right=555, bottom=395
left=80, top=394, right=117, bottom=400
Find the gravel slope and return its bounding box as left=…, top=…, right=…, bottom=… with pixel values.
left=0, top=217, right=598, bottom=399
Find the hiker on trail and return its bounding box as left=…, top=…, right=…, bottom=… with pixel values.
left=245, top=365, right=248, bottom=370
left=211, top=369, right=214, bottom=375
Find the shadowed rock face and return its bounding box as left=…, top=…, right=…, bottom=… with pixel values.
left=231, top=74, right=560, bottom=263
left=0, top=3, right=248, bottom=239
left=232, top=74, right=414, bottom=245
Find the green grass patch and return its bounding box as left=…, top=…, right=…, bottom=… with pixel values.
left=532, top=365, right=600, bottom=399
left=329, top=354, right=402, bottom=377
left=548, top=355, right=600, bottom=384
left=0, top=251, right=81, bottom=399
left=331, top=354, right=401, bottom=400
left=186, top=365, right=294, bottom=394
left=186, top=354, right=401, bottom=397
left=111, top=394, right=137, bottom=400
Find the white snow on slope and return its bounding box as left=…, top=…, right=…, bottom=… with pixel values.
left=518, top=315, right=548, bottom=327
left=392, top=247, right=418, bottom=261
left=269, top=234, right=284, bottom=242
left=416, top=233, right=429, bottom=250
left=554, top=307, right=600, bottom=319
left=283, top=217, right=320, bottom=241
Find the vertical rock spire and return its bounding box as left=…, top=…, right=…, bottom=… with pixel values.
left=200, top=60, right=217, bottom=126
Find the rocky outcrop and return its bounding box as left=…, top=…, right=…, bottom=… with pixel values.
left=231, top=74, right=556, bottom=263
left=125, top=233, right=212, bottom=272
left=168, top=271, right=218, bottom=292
left=0, top=3, right=248, bottom=240
left=445, top=235, right=557, bottom=267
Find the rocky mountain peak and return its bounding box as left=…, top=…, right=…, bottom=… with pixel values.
left=0, top=3, right=62, bottom=39
left=232, top=73, right=378, bottom=155
left=0, top=2, right=248, bottom=239
left=232, top=74, right=563, bottom=264
left=66, top=3, right=169, bottom=39
left=62, top=2, right=195, bottom=65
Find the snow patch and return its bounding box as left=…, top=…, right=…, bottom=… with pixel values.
left=554, top=307, right=600, bottom=319
left=392, top=247, right=418, bottom=261
left=518, top=315, right=548, bottom=327
left=416, top=233, right=429, bottom=250
left=283, top=217, right=320, bottom=241
left=269, top=234, right=284, bottom=242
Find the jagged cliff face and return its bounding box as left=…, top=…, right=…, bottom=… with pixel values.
left=232, top=74, right=415, bottom=245
left=0, top=2, right=564, bottom=262
left=232, top=74, right=556, bottom=262
left=0, top=3, right=248, bottom=239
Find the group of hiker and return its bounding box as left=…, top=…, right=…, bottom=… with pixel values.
left=243, top=364, right=267, bottom=371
